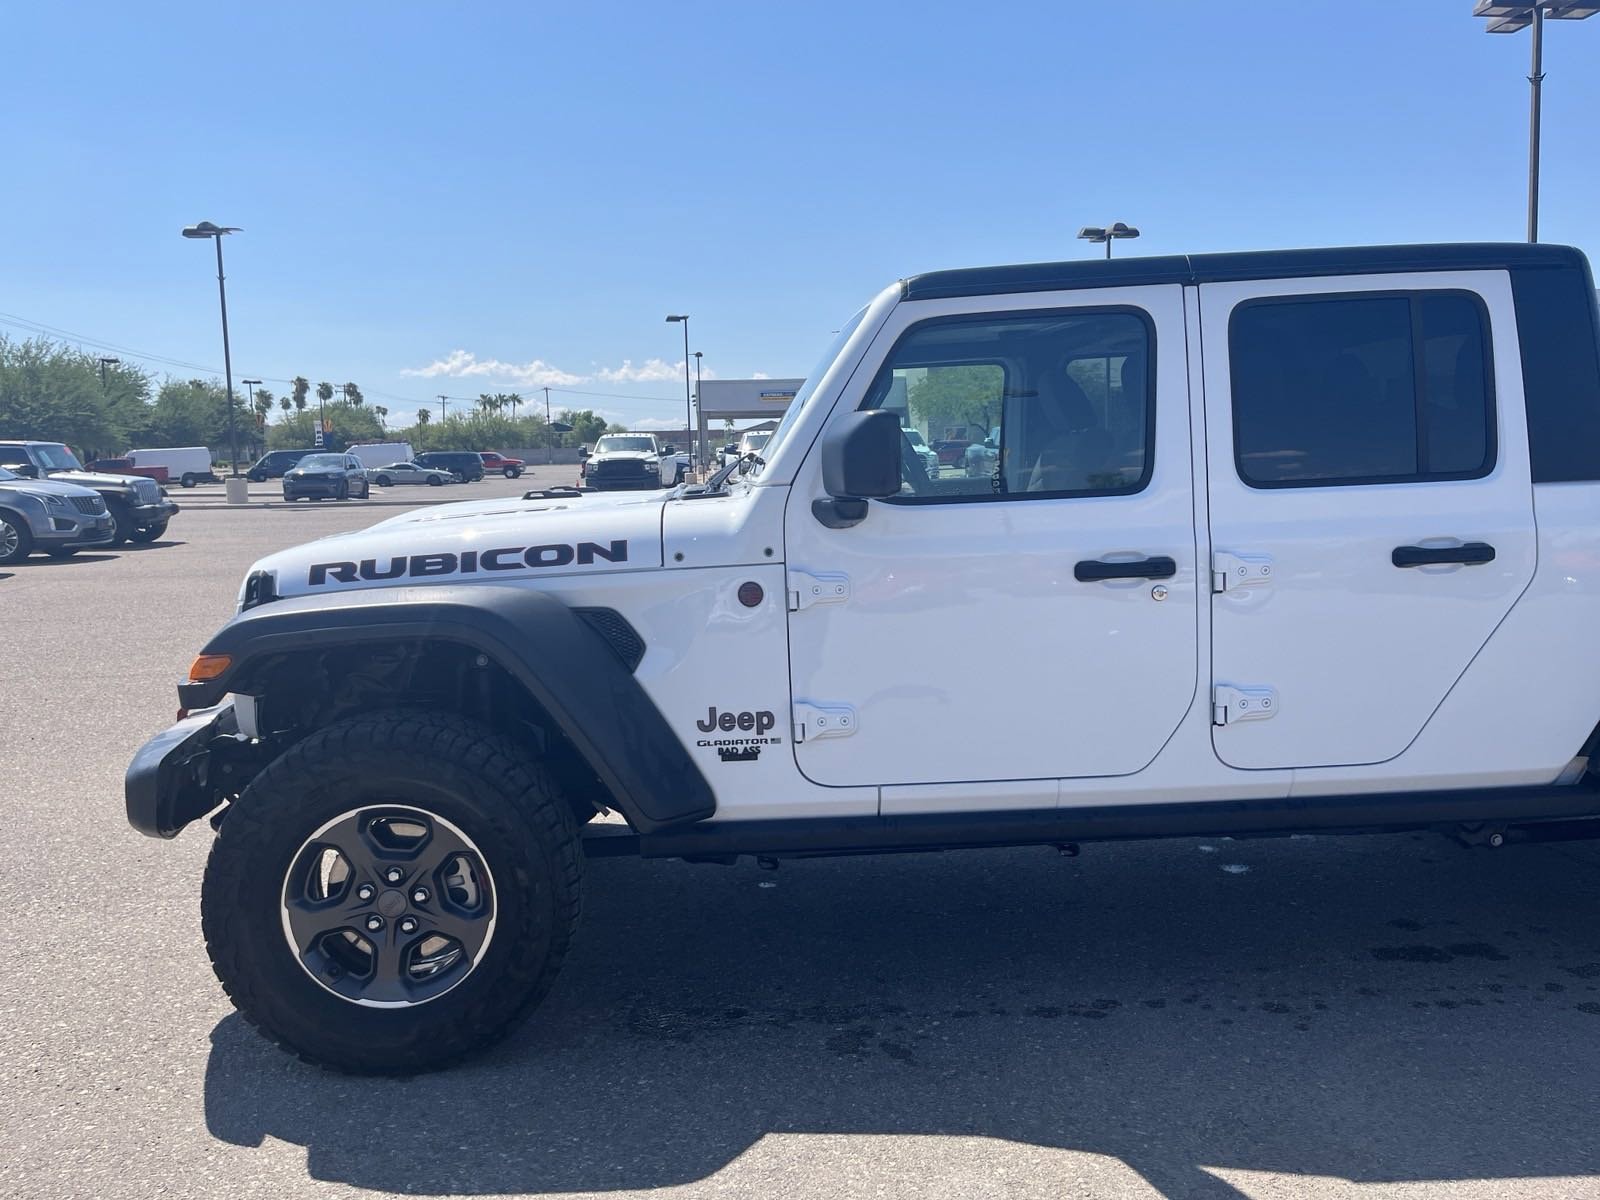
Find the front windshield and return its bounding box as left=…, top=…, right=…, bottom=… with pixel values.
left=905, top=430, right=928, bottom=449
left=33, top=444, right=83, bottom=471
left=752, top=306, right=868, bottom=468
left=740, top=432, right=771, bottom=453
left=298, top=454, right=344, bottom=469
left=595, top=436, right=655, bottom=454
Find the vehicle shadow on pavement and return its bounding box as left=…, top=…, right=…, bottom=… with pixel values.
left=12, top=553, right=119, bottom=567
left=204, top=833, right=1600, bottom=1197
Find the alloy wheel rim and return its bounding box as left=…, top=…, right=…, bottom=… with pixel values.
left=0, top=518, right=19, bottom=557
left=280, top=805, right=497, bottom=1008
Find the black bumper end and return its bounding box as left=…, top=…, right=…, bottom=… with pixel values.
left=125, top=702, right=237, bottom=838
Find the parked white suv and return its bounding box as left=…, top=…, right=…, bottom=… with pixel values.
left=129, top=242, right=1600, bottom=1074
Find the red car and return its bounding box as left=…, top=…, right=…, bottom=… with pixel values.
left=86, top=457, right=169, bottom=483
left=478, top=451, right=524, bottom=479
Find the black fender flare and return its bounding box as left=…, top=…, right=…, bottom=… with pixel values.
left=180, top=584, right=714, bottom=832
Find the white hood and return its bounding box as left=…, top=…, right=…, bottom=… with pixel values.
left=250, top=491, right=666, bottom=599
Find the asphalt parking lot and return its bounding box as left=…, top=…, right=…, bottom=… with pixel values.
left=6, top=472, right=1600, bottom=1200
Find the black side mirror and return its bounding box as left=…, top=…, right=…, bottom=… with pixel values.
left=12, top=463, right=38, bottom=478
left=578, top=448, right=590, bottom=460
left=815, top=409, right=901, bottom=528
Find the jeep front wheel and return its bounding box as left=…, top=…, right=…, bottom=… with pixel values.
left=201, top=712, right=583, bottom=1074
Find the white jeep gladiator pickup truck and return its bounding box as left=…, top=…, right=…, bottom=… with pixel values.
left=127, top=242, right=1600, bottom=1073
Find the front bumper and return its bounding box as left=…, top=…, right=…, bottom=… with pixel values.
left=125, top=701, right=239, bottom=838
left=35, top=511, right=116, bottom=548
left=283, top=479, right=348, bottom=498
left=132, top=499, right=179, bottom=525
left=586, top=473, right=661, bottom=491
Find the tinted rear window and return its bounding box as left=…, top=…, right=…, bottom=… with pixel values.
left=1229, top=291, right=1494, bottom=488
left=1511, top=263, right=1600, bottom=483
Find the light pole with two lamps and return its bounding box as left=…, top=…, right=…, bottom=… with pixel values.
left=180, top=222, right=243, bottom=485
left=1077, top=222, right=1140, bottom=259
left=1473, top=1, right=1598, bottom=242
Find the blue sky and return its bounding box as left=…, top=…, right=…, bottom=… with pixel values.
left=2, top=1, right=1596, bottom=429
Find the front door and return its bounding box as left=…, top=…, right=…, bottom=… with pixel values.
left=783, top=286, right=1197, bottom=790
left=1199, top=271, right=1537, bottom=770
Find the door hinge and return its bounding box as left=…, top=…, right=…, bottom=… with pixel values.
left=1212, top=552, right=1273, bottom=594
left=788, top=570, right=850, bottom=612
left=1213, top=685, right=1278, bottom=726
left=792, top=702, right=858, bottom=743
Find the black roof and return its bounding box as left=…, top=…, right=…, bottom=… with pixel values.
left=900, top=242, right=1588, bottom=301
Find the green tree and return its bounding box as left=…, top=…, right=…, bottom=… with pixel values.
left=0, top=335, right=154, bottom=456
left=372, top=405, right=388, bottom=429
left=279, top=394, right=292, bottom=415
left=342, top=382, right=364, bottom=408
left=416, top=407, right=431, bottom=426
left=291, top=376, right=310, bottom=412
left=905, top=365, right=1003, bottom=440
left=316, top=381, right=335, bottom=408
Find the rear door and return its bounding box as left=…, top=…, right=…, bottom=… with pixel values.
left=1199, top=270, right=1535, bottom=770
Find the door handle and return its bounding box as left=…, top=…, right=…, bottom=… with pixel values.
left=1074, top=556, right=1177, bottom=582
left=1391, top=542, right=1496, bottom=568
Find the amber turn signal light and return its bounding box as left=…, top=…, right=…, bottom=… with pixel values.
left=188, top=653, right=232, bottom=682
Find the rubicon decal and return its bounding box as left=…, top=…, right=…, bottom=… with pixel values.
left=308, top=540, right=628, bottom=586
left=695, top=706, right=782, bottom=759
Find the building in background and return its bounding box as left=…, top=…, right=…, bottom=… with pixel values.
left=695, top=378, right=804, bottom=466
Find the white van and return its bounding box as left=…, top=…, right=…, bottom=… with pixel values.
left=126, top=447, right=217, bottom=488
left=344, top=441, right=415, bottom=469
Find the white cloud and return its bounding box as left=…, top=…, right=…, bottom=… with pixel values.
left=594, top=358, right=689, bottom=383
left=401, top=350, right=583, bottom=388
left=631, top=417, right=683, bottom=431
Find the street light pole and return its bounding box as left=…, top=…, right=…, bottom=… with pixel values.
left=543, top=386, right=553, bottom=464
left=97, top=357, right=120, bottom=389
left=666, top=315, right=691, bottom=478
left=1077, top=222, right=1141, bottom=259
left=181, top=222, right=243, bottom=476
left=1476, top=2, right=1599, bottom=243
left=1528, top=3, right=1544, bottom=242
left=693, top=351, right=704, bottom=469
left=242, top=378, right=262, bottom=457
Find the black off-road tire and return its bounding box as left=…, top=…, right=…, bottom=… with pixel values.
left=128, top=521, right=167, bottom=544
left=107, top=502, right=133, bottom=546
left=201, top=712, right=584, bottom=1074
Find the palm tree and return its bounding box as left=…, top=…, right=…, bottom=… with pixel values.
left=373, top=405, right=388, bottom=430
left=417, top=408, right=431, bottom=426
left=291, top=376, right=310, bottom=412
left=343, top=382, right=364, bottom=408
left=316, top=381, right=334, bottom=407
left=279, top=395, right=292, bottom=415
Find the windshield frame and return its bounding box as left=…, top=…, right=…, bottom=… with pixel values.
left=594, top=436, right=657, bottom=454
left=749, top=290, right=893, bottom=484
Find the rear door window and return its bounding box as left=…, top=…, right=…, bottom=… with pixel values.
left=1229, top=291, right=1494, bottom=488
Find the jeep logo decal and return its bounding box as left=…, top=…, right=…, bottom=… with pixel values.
left=308, top=540, right=628, bottom=586
left=695, top=707, right=782, bottom=757
left=697, top=707, right=776, bottom=735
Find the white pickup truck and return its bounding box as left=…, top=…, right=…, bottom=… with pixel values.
left=581, top=432, right=689, bottom=489
left=128, top=241, right=1600, bottom=1074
